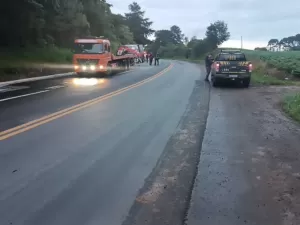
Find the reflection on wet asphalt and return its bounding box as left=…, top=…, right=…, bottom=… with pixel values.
left=0, top=60, right=201, bottom=225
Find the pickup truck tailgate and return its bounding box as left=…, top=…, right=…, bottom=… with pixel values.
left=218, top=61, right=250, bottom=73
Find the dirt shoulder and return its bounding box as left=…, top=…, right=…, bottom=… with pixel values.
left=187, top=84, right=300, bottom=225
left=249, top=85, right=300, bottom=224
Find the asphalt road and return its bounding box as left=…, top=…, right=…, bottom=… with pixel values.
left=1, top=60, right=299, bottom=225
left=0, top=60, right=206, bottom=225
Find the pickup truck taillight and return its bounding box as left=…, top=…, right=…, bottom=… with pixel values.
left=215, top=63, right=220, bottom=72
left=248, top=63, right=253, bottom=72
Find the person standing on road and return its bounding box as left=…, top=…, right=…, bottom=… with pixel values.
left=149, top=52, right=154, bottom=65
left=205, top=54, right=214, bottom=81
left=154, top=53, right=160, bottom=66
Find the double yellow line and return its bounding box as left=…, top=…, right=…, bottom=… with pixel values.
left=0, top=64, right=173, bottom=141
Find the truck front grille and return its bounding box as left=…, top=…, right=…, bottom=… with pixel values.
left=76, top=59, right=99, bottom=65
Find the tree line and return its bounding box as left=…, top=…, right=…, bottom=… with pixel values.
left=266, top=34, right=300, bottom=51
left=2, top=1, right=154, bottom=52
left=2, top=0, right=230, bottom=59
left=147, top=20, right=230, bottom=59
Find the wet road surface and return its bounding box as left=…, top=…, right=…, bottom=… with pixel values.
left=1, top=60, right=300, bottom=225
left=0, top=60, right=205, bottom=225
left=0, top=62, right=170, bottom=132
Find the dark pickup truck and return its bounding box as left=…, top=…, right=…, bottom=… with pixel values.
left=210, top=50, right=252, bottom=87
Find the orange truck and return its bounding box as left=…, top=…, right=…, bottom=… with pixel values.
left=73, top=37, right=135, bottom=75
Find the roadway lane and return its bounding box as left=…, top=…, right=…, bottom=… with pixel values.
left=0, top=60, right=205, bottom=225
left=0, top=62, right=170, bottom=131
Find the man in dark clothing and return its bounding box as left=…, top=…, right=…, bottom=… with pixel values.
left=154, top=53, right=160, bottom=66
left=149, top=53, right=154, bottom=65
left=205, top=54, right=214, bottom=81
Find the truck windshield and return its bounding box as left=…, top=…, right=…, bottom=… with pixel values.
left=216, top=53, right=246, bottom=61
left=74, top=43, right=104, bottom=54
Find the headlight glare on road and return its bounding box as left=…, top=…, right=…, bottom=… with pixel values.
left=72, top=78, right=98, bottom=86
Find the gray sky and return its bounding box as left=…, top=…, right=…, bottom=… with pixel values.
left=109, top=0, right=300, bottom=49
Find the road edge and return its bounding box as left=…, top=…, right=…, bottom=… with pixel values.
left=0, top=72, right=75, bottom=87
left=121, top=77, right=210, bottom=225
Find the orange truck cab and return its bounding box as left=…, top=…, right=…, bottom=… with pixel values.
left=73, top=37, right=135, bottom=75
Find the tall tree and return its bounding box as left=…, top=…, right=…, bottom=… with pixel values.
left=155, top=30, right=174, bottom=46
left=46, top=0, right=90, bottom=47
left=267, top=39, right=279, bottom=51
left=170, top=25, right=184, bottom=44
left=111, top=14, right=134, bottom=44
left=205, top=20, right=230, bottom=48
left=125, top=2, right=154, bottom=44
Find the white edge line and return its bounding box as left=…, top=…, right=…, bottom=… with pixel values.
left=0, top=90, right=49, bottom=102
left=46, top=85, right=65, bottom=90
left=0, top=72, right=75, bottom=86
left=0, top=66, right=140, bottom=87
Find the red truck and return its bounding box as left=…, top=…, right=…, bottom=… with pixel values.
left=117, top=44, right=146, bottom=63
left=73, top=37, right=135, bottom=76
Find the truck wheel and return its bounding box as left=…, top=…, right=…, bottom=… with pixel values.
left=76, top=72, right=84, bottom=77
left=106, top=63, right=113, bottom=76
left=126, top=59, right=130, bottom=70
left=243, top=78, right=250, bottom=88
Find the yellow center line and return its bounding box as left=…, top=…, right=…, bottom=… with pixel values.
left=0, top=64, right=174, bottom=141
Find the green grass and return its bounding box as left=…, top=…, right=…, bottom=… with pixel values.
left=251, top=71, right=297, bottom=85
left=283, top=93, right=300, bottom=122
left=0, top=47, right=73, bottom=68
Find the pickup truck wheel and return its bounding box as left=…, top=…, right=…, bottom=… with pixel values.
left=212, top=78, right=219, bottom=87
left=243, top=78, right=250, bottom=88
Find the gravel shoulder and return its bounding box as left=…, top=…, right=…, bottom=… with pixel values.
left=187, top=84, right=300, bottom=225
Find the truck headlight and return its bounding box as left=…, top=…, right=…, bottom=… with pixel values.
left=90, top=65, right=95, bottom=70
left=82, top=66, right=87, bottom=70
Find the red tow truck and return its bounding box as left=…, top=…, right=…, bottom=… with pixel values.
left=73, top=37, right=135, bottom=76
left=117, top=44, right=146, bottom=63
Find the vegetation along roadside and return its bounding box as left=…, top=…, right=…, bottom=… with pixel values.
left=1, top=1, right=229, bottom=82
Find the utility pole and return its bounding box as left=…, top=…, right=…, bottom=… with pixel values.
left=241, top=36, right=243, bottom=49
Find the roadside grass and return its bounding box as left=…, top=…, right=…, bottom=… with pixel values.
left=283, top=93, right=300, bottom=123
left=251, top=71, right=298, bottom=85
left=0, top=47, right=72, bottom=68
left=250, top=60, right=300, bottom=86
left=0, top=47, right=73, bottom=80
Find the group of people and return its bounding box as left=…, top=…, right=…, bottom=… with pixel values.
left=145, top=52, right=160, bottom=66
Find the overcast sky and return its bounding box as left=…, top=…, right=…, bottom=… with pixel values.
left=109, top=0, right=300, bottom=49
